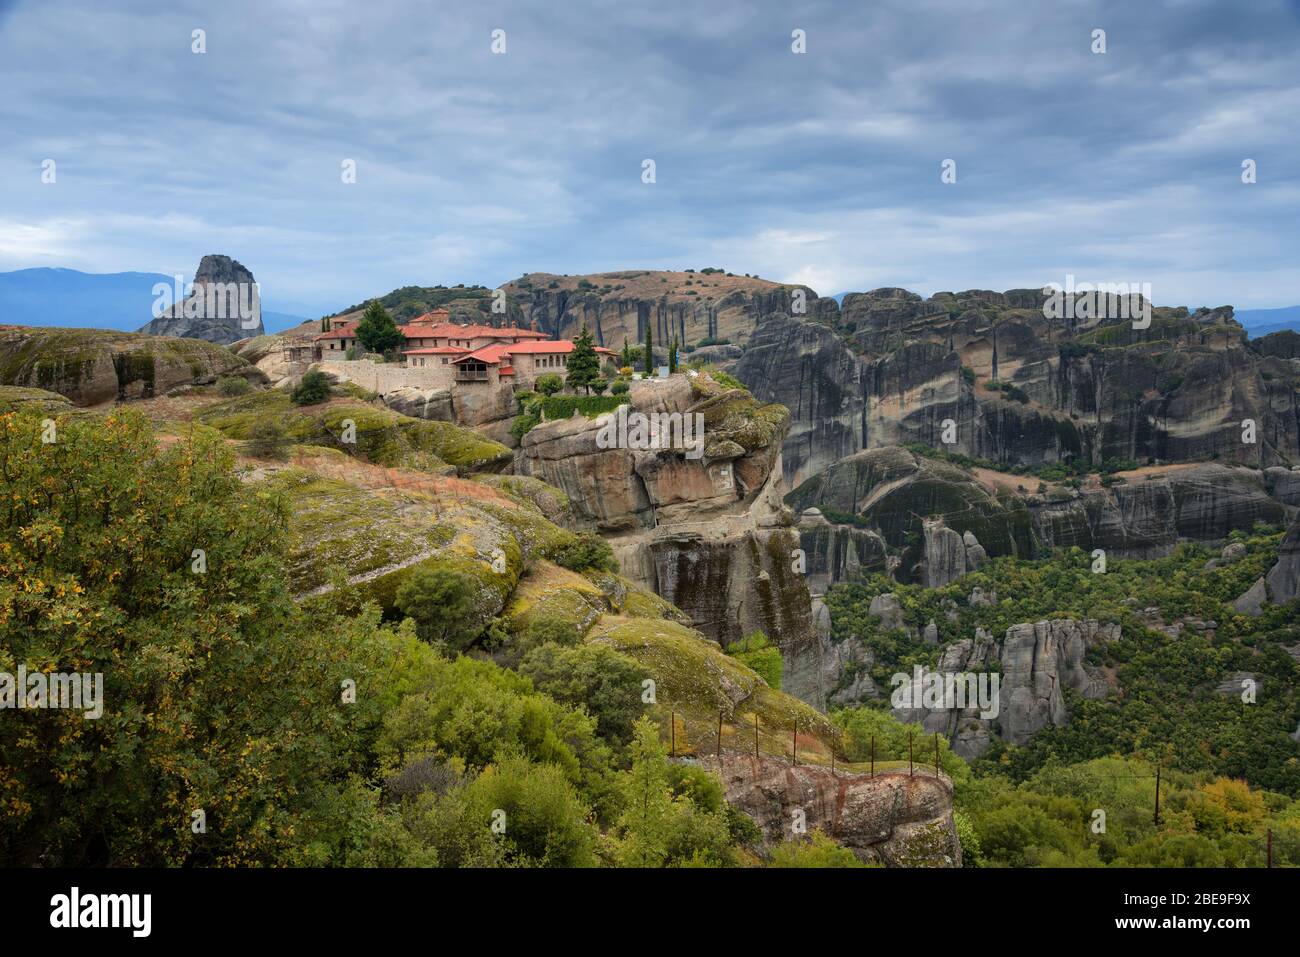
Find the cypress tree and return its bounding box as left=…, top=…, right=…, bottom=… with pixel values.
left=566, top=322, right=601, bottom=394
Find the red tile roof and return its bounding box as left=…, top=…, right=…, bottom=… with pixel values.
left=408, top=308, right=451, bottom=325
left=453, top=342, right=515, bottom=364
left=403, top=346, right=470, bottom=355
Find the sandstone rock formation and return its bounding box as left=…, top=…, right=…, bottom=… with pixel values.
left=891, top=618, right=1117, bottom=759
left=1264, top=513, right=1300, bottom=606
left=700, top=753, right=961, bottom=866
left=735, top=290, right=1300, bottom=489
left=0, top=325, right=257, bottom=405
left=786, top=445, right=1292, bottom=590
left=138, top=254, right=264, bottom=344
left=500, top=270, right=834, bottom=352
left=515, top=371, right=821, bottom=699
left=797, top=507, right=888, bottom=594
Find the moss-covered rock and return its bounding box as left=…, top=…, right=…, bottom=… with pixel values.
left=197, top=391, right=512, bottom=474
left=0, top=327, right=256, bottom=405
left=0, top=385, right=77, bottom=416
left=587, top=616, right=834, bottom=758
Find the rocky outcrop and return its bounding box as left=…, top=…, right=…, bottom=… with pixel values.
left=515, top=372, right=819, bottom=689
left=735, top=291, right=1300, bottom=488
left=796, top=508, right=889, bottom=593
left=500, top=270, right=836, bottom=352
left=786, top=446, right=1034, bottom=586
left=1265, top=466, right=1300, bottom=507
left=0, top=325, right=257, bottom=405
left=137, top=254, right=264, bottom=344
left=1264, top=514, right=1300, bottom=606
left=1031, top=464, right=1288, bottom=558
left=789, top=447, right=1292, bottom=588
left=920, top=520, right=987, bottom=587
left=891, top=618, right=1117, bottom=759
left=701, top=753, right=961, bottom=866
left=382, top=386, right=455, bottom=422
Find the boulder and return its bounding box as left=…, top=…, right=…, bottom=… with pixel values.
left=703, top=753, right=961, bottom=867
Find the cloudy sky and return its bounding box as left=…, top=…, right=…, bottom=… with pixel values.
left=1, top=0, right=1298, bottom=316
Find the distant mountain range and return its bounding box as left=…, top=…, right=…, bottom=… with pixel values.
left=0, top=267, right=311, bottom=334
left=1235, top=306, right=1300, bottom=338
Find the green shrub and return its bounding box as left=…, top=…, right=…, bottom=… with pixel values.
left=550, top=531, right=617, bottom=573
left=770, top=831, right=872, bottom=868
left=520, top=644, right=651, bottom=746
left=539, top=394, right=627, bottom=421
left=394, top=565, right=480, bottom=650
left=217, top=375, right=251, bottom=397
left=535, top=373, right=564, bottom=396
left=292, top=370, right=332, bottom=406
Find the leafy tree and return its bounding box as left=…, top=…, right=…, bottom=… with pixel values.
left=615, top=717, right=733, bottom=866
left=565, top=323, right=601, bottom=394
left=355, top=301, right=403, bottom=355
left=0, top=409, right=387, bottom=866
left=404, top=753, right=597, bottom=867
left=535, top=372, right=564, bottom=396
left=292, top=369, right=332, bottom=406
left=549, top=531, right=617, bottom=572
left=394, top=565, right=479, bottom=649
left=668, top=337, right=678, bottom=374
left=375, top=653, right=617, bottom=822
left=770, top=830, right=871, bottom=868
left=520, top=644, right=651, bottom=746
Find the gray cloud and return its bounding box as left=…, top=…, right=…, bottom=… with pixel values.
left=1, top=0, right=1297, bottom=314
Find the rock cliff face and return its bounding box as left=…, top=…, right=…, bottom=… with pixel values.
left=734, top=291, right=1300, bottom=488
left=786, top=446, right=1293, bottom=590
left=891, top=618, right=1118, bottom=759
left=1265, top=516, right=1300, bottom=605
left=0, top=325, right=257, bottom=405
left=797, top=507, right=889, bottom=594
left=787, top=446, right=1034, bottom=587
left=1031, top=463, right=1287, bottom=557
left=500, top=270, right=836, bottom=353
left=700, top=753, right=961, bottom=866
left=515, top=372, right=820, bottom=685
left=137, top=255, right=265, bottom=344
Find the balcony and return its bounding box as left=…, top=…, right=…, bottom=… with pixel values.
left=455, top=366, right=490, bottom=382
